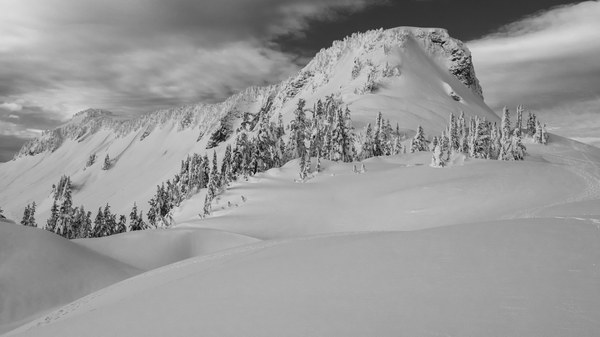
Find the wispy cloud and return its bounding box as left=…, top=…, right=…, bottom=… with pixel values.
left=0, top=0, right=380, bottom=129
left=469, top=1, right=600, bottom=112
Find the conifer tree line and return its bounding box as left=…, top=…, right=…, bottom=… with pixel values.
left=430, top=106, right=549, bottom=167
left=18, top=101, right=549, bottom=238
left=21, top=175, right=148, bottom=239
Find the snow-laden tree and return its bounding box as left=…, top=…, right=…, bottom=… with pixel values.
left=410, top=125, right=427, bottom=153
left=511, top=129, right=527, bottom=160
left=361, top=123, right=374, bottom=159
left=431, top=143, right=445, bottom=167
left=515, top=105, right=524, bottom=136
left=501, top=107, right=511, bottom=143
left=21, top=202, right=37, bottom=227
left=102, top=154, right=111, bottom=170
left=46, top=200, right=59, bottom=233
left=527, top=112, right=537, bottom=137
left=86, top=153, right=96, bottom=167
left=448, top=113, right=459, bottom=152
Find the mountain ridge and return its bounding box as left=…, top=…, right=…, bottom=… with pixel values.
left=14, top=26, right=487, bottom=160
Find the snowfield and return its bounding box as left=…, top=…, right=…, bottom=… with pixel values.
left=6, top=219, right=600, bottom=337
left=3, top=135, right=600, bottom=336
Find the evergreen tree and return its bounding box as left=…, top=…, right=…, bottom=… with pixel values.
left=116, top=215, right=127, bottom=234
left=86, top=153, right=96, bottom=167
left=373, top=112, right=384, bottom=156
left=515, top=105, right=524, bottom=136
left=203, top=195, right=211, bottom=216
left=102, top=154, right=111, bottom=170
left=21, top=204, right=31, bottom=226
left=527, top=112, right=537, bottom=137
left=511, top=129, right=527, bottom=160
left=410, top=125, right=427, bottom=153
left=361, top=123, right=374, bottom=159
left=431, top=144, right=445, bottom=167
left=46, top=200, right=59, bottom=232
left=93, top=207, right=104, bottom=237
left=448, top=113, right=459, bottom=152
left=534, top=120, right=544, bottom=144
left=129, top=203, right=142, bottom=231
left=501, top=106, right=511, bottom=143
left=541, top=124, right=549, bottom=145
left=221, top=144, right=233, bottom=184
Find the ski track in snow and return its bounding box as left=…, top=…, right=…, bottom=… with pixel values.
left=506, top=144, right=600, bottom=219
left=8, top=231, right=367, bottom=335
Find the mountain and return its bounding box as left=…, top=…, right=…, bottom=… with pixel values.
left=5, top=27, right=600, bottom=336
left=0, top=27, right=497, bottom=222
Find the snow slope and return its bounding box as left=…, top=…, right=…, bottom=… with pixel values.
left=0, top=220, right=139, bottom=334
left=73, top=227, right=260, bottom=270
left=8, top=219, right=600, bottom=337
left=173, top=135, right=597, bottom=239
left=0, top=27, right=497, bottom=223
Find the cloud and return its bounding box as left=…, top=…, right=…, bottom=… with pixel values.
left=0, top=0, right=379, bottom=125
left=0, top=102, right=22, bottom=111
left=469, top=1, right=600, bottom=112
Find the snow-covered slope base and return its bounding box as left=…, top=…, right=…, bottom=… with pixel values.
left=0, top=220, right=139, bottom=334
left=8, top=219, right=600, bottom=337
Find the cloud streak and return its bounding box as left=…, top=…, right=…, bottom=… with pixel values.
left=469, top=1, right=600, bottom=112
left=0, top=0, right=380, bottom=135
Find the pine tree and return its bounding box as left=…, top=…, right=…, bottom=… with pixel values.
left=0, top=206, right=4, bottom=219
left=515, top=105, right=524, bottom=136
left=221, top=144, right=233, bottom=184
left=130, top=203, right=142, bottom=231
left=46, top=200, right=59, bottom=232
left=541, top=124, right=549, bottom=144
left=93, top=207, right=104, bottom=237
left=431, top=144, right=445, bottom=167
left=203, top=195, right=211, bottom=216
left=361, top=123, right=374, bottom=159
left=86, top=153, right=96, bottom=167
left=534, top=120, right=544, bottom=144
left=527, top=112, right=537, bottom=137
left=448, top=113, right=459, bottom=152
left=458, top=111, right=468, bottom=153
left=21, top=204, right=31, bottom=226
left=77, top=206, right=92, bottom=238
left=116, top=215, right=127, bottom=234
left=410, top=125, right=427, bottom=153
left=501, top=106, right=511, bottom=143
left=511, top=129, right=527, bottom=160
left=373, top=112, right=384, bottom=156
left=102, top=154, right=111, bottom=170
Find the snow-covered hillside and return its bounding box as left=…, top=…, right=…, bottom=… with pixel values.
left=0, top=27, right=496, bottom=222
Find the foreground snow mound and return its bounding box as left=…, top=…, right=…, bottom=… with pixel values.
left=0, top=221, right=140, bottom=334
left=74, top=227, right=260, bottom=270
left=9, top=219, right=600, bottom=337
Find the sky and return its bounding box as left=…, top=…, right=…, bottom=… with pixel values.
left=0, top=0, right=598, bottom=161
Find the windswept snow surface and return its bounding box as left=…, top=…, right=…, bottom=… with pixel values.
left=73, top=227, right=260, bottom=270
left=0, top=220, right=140, bottom=334
left=7, top=219, right=600, bottom=337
